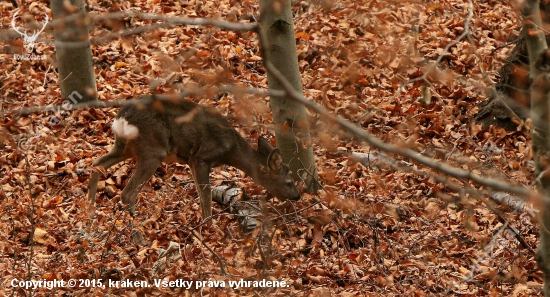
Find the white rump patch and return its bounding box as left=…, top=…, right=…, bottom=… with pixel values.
left=112, top=118, right=139, bottom=140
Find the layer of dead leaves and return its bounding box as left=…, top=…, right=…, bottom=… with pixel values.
left=0, top=0, right=541, bottom=296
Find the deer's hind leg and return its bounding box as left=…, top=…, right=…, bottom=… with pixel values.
left=88, top=138, right=133, bottom=205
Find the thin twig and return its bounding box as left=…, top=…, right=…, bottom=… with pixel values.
left=24, top=151, right=36, bottom=297
left=185, top=226, right=229, bottom=276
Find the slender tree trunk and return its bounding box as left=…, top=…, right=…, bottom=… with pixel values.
left=523, top=0, right=550, bottom=295
left=474, top=2, right=550, bottom=130
left=259, top=0, right=319, bottom=192
left=51, top=0, right=97, bottom=102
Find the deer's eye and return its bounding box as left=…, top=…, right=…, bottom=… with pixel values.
left=286, top=181, right=293, bottom=187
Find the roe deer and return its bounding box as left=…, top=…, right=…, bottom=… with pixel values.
left=87, top=95, right=301, bottom=224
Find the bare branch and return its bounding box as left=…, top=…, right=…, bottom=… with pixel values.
left=0, top=86, right=270, bottom=117
left=257, top=30, right=536, bottom=201
left=1, top=11, right=258, bottom=48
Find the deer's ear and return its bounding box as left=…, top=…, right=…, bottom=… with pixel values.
left=267, top=148, right=283, bottom=173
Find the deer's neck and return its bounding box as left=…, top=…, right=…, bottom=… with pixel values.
left=229, top=140, right=264, bottom=183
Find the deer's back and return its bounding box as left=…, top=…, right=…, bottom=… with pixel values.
left=115, top=99, right=244, bottom=165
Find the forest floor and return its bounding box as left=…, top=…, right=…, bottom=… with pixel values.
left=0, top=0, right=542, bottom=296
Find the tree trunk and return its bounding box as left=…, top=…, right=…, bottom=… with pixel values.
left=522, top=0, right=550, bottom=295
left=51, top=0, right=97, bottom=102
left=259, top=0, right=319, bottom=192
left=474, top=1, right=550, bottom=130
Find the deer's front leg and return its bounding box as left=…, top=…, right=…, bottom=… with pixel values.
left=190, top=159, right=213, bottom=225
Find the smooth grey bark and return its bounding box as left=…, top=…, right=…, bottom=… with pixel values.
left=522, top=0, right=550, bottom=295
left=51, top=0, right=97, bottom=102
left=259, top=0, right=319, bottom=192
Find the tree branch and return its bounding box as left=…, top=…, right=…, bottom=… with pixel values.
left=257, top=29, right=536, bottom=202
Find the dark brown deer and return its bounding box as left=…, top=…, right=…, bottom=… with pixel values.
left=88, top=95, right=300, bottom=224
